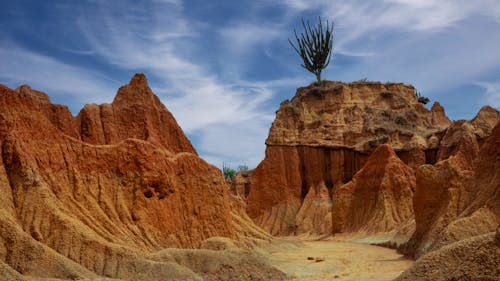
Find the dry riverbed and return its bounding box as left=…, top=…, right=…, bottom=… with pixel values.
left=259, top=237, right=413, bottom=281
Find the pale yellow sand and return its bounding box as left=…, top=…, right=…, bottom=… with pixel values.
left=262, top=238, right=413, bottom=281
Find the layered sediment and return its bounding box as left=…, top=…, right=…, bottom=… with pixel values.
left=247, top=81, right=452, bottom=235
left=0, top=74, right=278, bottom=280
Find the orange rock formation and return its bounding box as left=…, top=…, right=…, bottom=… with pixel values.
left=332, top=144, right=415, bottom=234
left=396, top=230, right=499, bottom=281
left=229, top=172, right=251, bottom=200
left=404, top=120, right=500, bottom=258
left=0, top=74, right=278, bottom=280
left=247, top=81, right=451, bottom=235
left=76, top=74, right=196, bottom=153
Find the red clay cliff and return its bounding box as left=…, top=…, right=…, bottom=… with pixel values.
left=0, top=74, right=235, bottom=280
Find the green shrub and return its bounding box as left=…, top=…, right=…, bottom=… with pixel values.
left=395, top=116, right=408, bottom=125
left=223, top=163, right=252, bottom=179
left=237, top=164, right=251, bottom=175
left=222, top=162, right=236, bottom=180
left=380, top=91, right=393, bottom=98
left=414, top=90, right=430, bottom=104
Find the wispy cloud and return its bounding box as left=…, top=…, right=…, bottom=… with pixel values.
left=281, top=0, right=500, bottom=48
left=218, top=23, right=282, bottom=54
left=0, top=43, right=118, bottom=106
left=476, top=82, right=500, bottom=109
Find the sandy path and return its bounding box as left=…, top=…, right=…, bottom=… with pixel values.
left=262, top=238, right=413, bottom=281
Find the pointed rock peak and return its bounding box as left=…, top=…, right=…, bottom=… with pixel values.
left=129, top=73, right=149, bottom=89
left=430, top=101, right=452, bottom=127
left=113, top=73, right=153, bottom=103
left=470, top=106, right=500, bottom=137
left=358, top=144, right=399, bottom=172
left=370, top=144, right=397, bottom=160
left=473, top=105, right=499, bottom=120
left=478, top=105, right=497, bottom=112
left=431, top=101, right=444, bottom=112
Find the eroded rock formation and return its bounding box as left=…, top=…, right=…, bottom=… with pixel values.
left=229, top=172, right=251, bottom=200
left=332, top=144, right=415, bottom=234
left=247, top=81, right=452, bottom=235
left=0, top=75, right=278, bottom=281
left=395, top=232, right=500, bottom=281
left=76, top=74, right=196, bottom=153
left=404, top=120, right=500, bottom=258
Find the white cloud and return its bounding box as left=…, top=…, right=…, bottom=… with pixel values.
left=476, top=82, right=500, bottom=109
left=158, top=81, right=275, bottom=132
left=192, top=119, right=272, bottom=168
left=154, top=0, right=182, bottom=6
left=0, top=44, right=118, bottom=107
left=282, top=0, right=500, bottom=48
left=219, top=23, right=282, bottom=54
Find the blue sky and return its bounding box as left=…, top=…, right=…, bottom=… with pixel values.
left=1, top=0, right=500, bottom=168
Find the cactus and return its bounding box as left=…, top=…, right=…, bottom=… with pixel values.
left=289, top=17, right=334, bottom=83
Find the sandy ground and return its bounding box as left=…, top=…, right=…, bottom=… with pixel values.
left=261, top=237, right=413, bottom=281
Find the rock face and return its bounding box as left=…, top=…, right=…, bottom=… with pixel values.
left=229, top=172, right=251, bottom=200
left=0, top=75, right=265, bottom=280
left=247, top=81, right=451, bottom=235
left=295, top=181, right=333, bottom=236
left=265, top=82, right=451, bottom=149
left=332, top=144, right=415, bottom=234
left=404, top=120, right=500, bottom=258
left=395, top=232, right=500, bottom=281
left=436, top=106, right=498, bottom=163
left=76, top=74, right=196, bottom=154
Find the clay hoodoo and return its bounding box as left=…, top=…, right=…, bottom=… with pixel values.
left=332, top=144, right=415, bottom=234
left=395, top=231, right=500, bottom=281
left=0, top=75, right=279, bottom=281
left=404, top=120, right=500, bottom=258
left=247, top=81, right=452, bottom=235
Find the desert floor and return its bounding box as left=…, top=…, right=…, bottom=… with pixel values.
left=261, top=237, right=413, bottom=281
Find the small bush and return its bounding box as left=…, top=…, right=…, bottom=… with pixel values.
left=414, top=90, right=430, bottom=105
left=418, top=96, right=430, bottom=104
left=395, top=116, right=408, bottom=126
left=380, top=91, right=394, bottom=98
left=237, top=164, right=249, bottom=172
left=223, top=163, right=252, bottom=179
left=222, top=162, right=236, bottom=180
